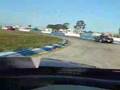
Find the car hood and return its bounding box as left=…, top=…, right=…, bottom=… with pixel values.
left=0, top=57, right=96, bottom=68
left=39, top=58, right=96, bottom=68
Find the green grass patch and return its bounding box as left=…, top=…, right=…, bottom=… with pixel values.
left=0, top=31, right=61, bottom=51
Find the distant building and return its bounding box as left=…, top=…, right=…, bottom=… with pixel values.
left=2, top=26, right=7, bottom=30
left=2, top=26, right=15, bottom=31
left=18, top=27, right=31, bottom=32
left=41, top=28, right=52, bottom=34
left=59, top=29, right=67, bottom=33
left=74, top=27, right=85, bottom=34
left=64, top=31, right=80, bottom=37
left=15, top=25, right=32, bottom=32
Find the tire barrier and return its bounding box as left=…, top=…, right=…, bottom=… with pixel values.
left=0, top=39, right=68, bottom=57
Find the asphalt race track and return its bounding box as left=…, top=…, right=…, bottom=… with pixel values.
left=33, top=37, right=120, bottom=69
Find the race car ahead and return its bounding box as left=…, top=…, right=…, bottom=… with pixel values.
left=95, top=33, right=113, bottom=43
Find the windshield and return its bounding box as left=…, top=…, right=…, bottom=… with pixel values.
left=0, top=0, right=120, bottom=90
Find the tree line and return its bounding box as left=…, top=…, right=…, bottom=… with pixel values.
left=47, top=20, right=86, bottom=33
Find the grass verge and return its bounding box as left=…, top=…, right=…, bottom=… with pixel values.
left=0, top=31, right=61, bottom=51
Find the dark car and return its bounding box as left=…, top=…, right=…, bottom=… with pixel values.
left=95, top=34, right=113, bottom=43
